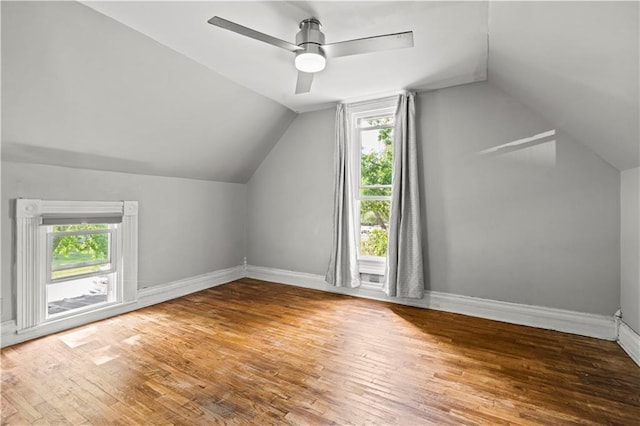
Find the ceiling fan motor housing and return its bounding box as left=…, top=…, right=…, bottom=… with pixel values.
left=296, top=18, right=325, bottom=50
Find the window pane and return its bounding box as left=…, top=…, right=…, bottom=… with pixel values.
left=358, top=116, right=394, bottom=128
left=52, top=236, right=109, bottom=266
left=52, top=232, right=109, bottom=264
left=50, top=225, right=112, bottom=281
left=360, top=200, right=390, bottom=257
left=47, top=273, right=114, bottom=316
left=361, top=128, right=393, bottom=187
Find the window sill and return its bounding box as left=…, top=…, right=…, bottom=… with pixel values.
left=44, top=299, right=120, bottom=323
left=17, top=300, right=136, bottom=336
left=360, top=281, right=384, bottom=291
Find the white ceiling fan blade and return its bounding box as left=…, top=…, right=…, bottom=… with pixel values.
left=208, top=16, right=303, bottom=53
left=323, top=31, right=413, bottom=58
left=295, top=71, right=314, bottom=94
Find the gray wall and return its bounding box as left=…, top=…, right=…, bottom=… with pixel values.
left=247, top=81, right=621, bottom=315
left=421, top=82, right=619, bottom=315
left=2, top=161, right=247, bottom=322
left=621, top=167, right=640, bottom=333
left=247, top=108, right=334, bottom=275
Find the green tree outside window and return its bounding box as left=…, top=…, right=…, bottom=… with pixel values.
left=51, top=224, right=109, bottom=268
left=360, top=122, right=393, bottom=257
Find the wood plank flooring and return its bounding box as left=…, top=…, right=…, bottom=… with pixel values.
left=2, top=278, right=639, bottom=425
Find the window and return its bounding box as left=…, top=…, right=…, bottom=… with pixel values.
left=15, top=200, right=138, bottom=332
left=46, top=223, right=118, bottom=317
left=349, top=98, right=397, bottom=278
left=357, top=115, right=394, bottom=257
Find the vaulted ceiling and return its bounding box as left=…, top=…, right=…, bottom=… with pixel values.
left=2, top=1, right=296, bottom=183
left=2, top=1, right=638, bottom=183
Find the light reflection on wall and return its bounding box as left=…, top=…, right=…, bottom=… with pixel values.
left=478, top=130, right=556, bottom=167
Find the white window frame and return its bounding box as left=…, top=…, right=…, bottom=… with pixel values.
left=15, top=199, right=138, bottom=332
left=348, top=97, right=397, bottom=276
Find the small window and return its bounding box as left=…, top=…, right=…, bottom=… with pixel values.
left=15, top=199, right=138, bottom=333
left=46, top=224, right=118, bottom=317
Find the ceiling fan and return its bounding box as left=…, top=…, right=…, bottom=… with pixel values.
left=207, top=16, right=414, bottom=94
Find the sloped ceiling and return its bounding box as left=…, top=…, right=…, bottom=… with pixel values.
left=3, top=1, right=637, bottom=181
left=488, top=1, right=639, bottom=171
left=1, top=1, right=296, bottom=183
left=82, top=0, right=638, bottom=172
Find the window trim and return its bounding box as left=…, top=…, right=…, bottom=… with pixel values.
left=15, top=199, right=138, bottom=332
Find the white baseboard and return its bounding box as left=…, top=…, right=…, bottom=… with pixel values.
left=248, top=265, right=327, bottom=289
left=137, top=265, right=245, bottom=308
left=246, top=265, right=617, bottom=341
left=1, top=320, right=17, bottom=345
left=2, top=263, right=626, bottom=356
left=618, top=321, right=640, bottom=367
left=424, top=291, right=617, bottom=340
left=1, top=265, right=244, bottom=348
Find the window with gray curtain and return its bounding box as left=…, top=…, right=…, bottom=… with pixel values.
left=326, top=93, right=424, bottom=298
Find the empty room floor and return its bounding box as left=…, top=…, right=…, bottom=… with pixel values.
left=2, top=278, right=639, bottom=425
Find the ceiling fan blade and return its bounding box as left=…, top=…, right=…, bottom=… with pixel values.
left=323, top=31, right=413, bottom=58
left=208, top=16, right=303, bottom=53
left=295, top=71, right=314, bottom=94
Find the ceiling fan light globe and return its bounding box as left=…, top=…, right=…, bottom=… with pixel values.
left=295, top=52, right=326, bottom=73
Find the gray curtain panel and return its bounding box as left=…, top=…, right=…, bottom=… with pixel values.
left=325, top=104, right=360, bottom=288
left=384, top=92, right=425, bottom=298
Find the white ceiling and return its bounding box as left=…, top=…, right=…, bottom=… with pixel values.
left=83, top=1, right=489, bottom=113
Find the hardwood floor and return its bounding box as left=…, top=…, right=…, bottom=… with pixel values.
left=2, top=278, right=639, bottom=425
